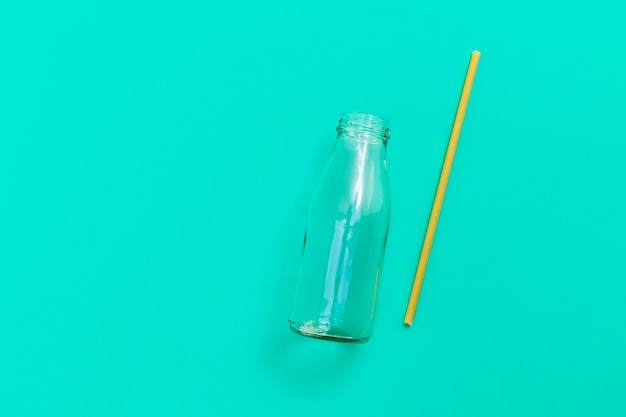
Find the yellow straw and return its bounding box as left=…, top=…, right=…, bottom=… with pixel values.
left=404, top=50, right=481, bottom=326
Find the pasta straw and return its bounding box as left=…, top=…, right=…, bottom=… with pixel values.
left=404, top=51, right=481, bottom=326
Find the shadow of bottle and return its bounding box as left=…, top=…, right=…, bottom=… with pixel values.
left=259, top=139, right=365, bottom=390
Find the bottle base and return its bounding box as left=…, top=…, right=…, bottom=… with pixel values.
left=288, top=320, right=370, bottom=344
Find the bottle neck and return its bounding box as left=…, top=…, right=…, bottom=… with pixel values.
left=336, top=112, right=390, bottom=146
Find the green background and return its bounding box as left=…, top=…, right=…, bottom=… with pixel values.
left=1, top=1, right=625, bottom=416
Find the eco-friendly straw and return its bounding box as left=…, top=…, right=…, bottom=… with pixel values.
left=404, top=51, right=481, bottom=326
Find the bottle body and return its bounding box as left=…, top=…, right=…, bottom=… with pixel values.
left=289, top=113, right=391, bottom=343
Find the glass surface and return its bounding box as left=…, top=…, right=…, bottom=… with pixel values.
left=289, top=112, right=391, bottom=343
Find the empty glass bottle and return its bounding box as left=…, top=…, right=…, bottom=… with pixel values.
left=289, top=112, right=391, bottom=343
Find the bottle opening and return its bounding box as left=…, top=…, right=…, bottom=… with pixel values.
left=337, top=112, right=391, bottom=143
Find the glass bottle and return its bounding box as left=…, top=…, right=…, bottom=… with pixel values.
left=289, top=112, right=391, bottom=343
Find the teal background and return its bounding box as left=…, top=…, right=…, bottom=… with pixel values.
left=1, top=1, right=625, bottom=416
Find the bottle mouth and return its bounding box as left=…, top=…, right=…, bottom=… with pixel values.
left=337, top=112, right=391, bottom=143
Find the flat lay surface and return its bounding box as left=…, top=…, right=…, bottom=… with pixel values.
left=1, top=1, right=625, bottom=416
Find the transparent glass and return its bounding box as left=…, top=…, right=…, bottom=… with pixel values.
left=289, top=112, right=391, bottom=343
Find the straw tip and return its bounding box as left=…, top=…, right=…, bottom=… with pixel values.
left=471, top=50, right=481, bottom=57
